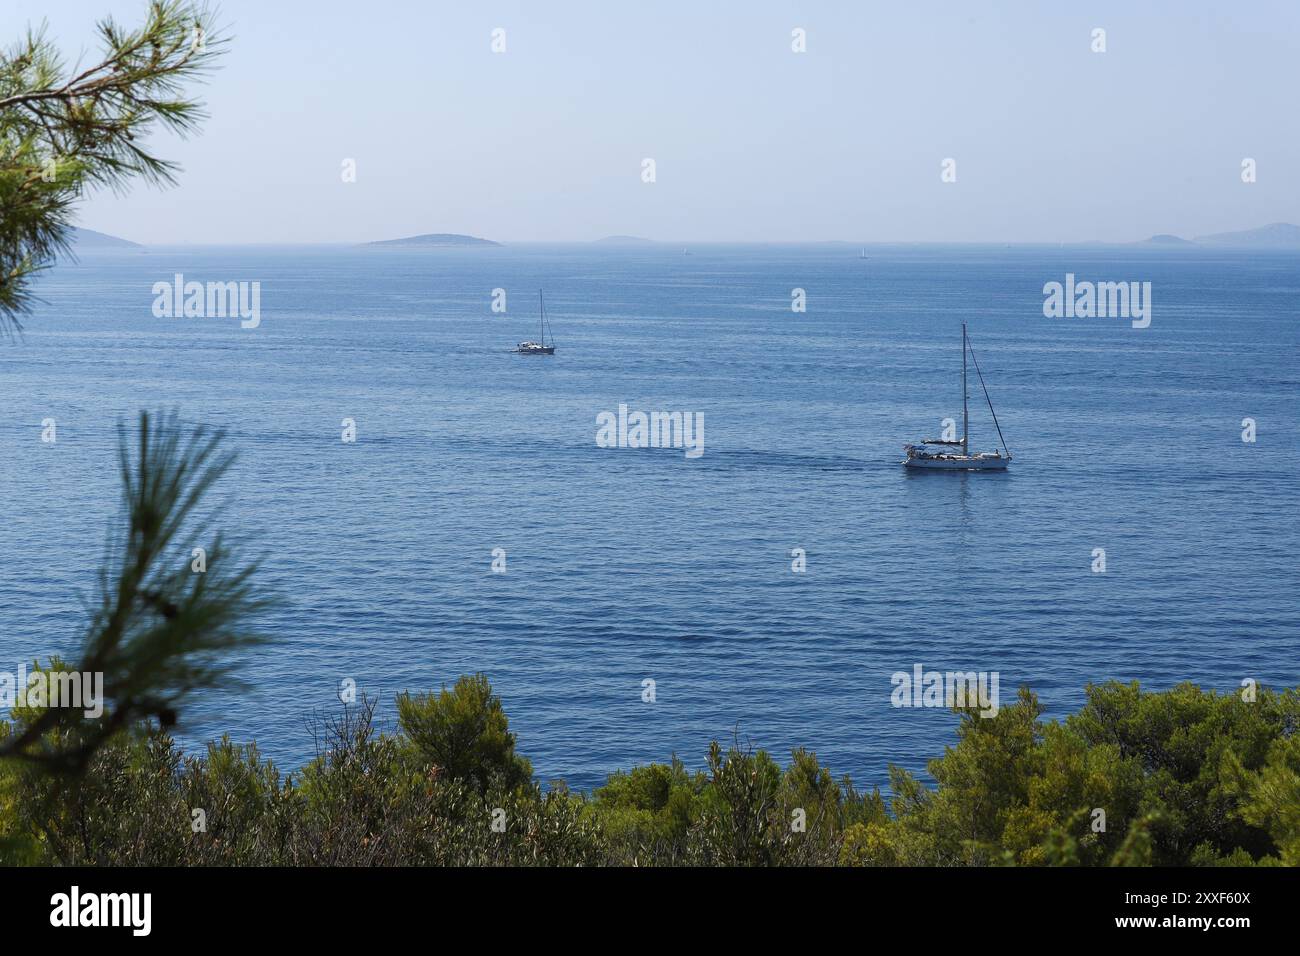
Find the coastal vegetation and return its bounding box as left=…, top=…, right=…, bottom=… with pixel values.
left=3, top=665, right=1298, bottom=866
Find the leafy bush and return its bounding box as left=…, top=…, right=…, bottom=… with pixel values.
left=2, top=676, right=1297, bottom=866
left=396, top=674, right=532, bottom=794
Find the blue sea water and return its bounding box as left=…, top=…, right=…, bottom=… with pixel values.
left=2, top=243, right=1297, bottom=792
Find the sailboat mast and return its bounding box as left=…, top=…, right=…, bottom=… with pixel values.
left=961, top=324, right=969, bottom=456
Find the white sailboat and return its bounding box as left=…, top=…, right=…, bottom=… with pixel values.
left=514, top=290, right=556, bottom=355
left=903, top=324, right=1011, bottom=471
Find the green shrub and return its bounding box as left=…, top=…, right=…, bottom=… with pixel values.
left=396, top=674, right=532, bottom=794
left=3, top=676, right=1297, bottom=867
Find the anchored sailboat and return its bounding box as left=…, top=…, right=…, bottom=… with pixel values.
left=903, top=324, right=1011, bottom=471
left=514, top=290, right=556, bottom=355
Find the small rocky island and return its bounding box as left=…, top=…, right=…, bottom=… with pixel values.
left=367, top=233, right=500, bottom=247
left=70, top=226, right=141, bottom=247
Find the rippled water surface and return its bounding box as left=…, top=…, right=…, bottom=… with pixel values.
left=2, top=243, right=1297, bottom=790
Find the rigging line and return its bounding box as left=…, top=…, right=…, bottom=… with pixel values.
left=967, top=339, right=1010, bottom=457
left=542, top=304, right=556, bottom=348
left=536, top=290, right=556, bottom=348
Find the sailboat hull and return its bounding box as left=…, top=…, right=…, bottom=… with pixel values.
left=903, top=454, right=1009, bottom=471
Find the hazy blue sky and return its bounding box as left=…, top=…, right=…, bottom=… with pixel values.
left=7, top=0, right=1298, bottom=243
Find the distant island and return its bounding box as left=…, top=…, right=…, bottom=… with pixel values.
left=1195, top=222, right=1300, bottom=247
left=367, top=233, right=500, bottom=247
left=65, top=224, right=1300, bottom=249
left=70, top=226, right=141, bottom=248
left=1138, top=223, right=1300, bottom=248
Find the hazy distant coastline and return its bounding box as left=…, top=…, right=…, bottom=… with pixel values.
left=1135, top=222, right=1300, bottom=248
left=71, top=223, right=1300, bottom=250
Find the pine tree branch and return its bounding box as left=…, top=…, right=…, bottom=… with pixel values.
left=0, top=411, right=269, bottom=775
left=0, top=1, right=228, bottom=330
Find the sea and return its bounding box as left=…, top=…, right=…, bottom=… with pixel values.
left=2, top=242, right=1297, bottom=792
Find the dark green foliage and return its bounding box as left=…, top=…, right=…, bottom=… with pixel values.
left=1066, top=680, right=1300, bottom=864
left=587, top=758, right=705, bottom=863
left=396, top=674, right=532, bottom=794
left=3, top=678, right=1298, bottom=866
left=850, top=682, right=1300, bottom=867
